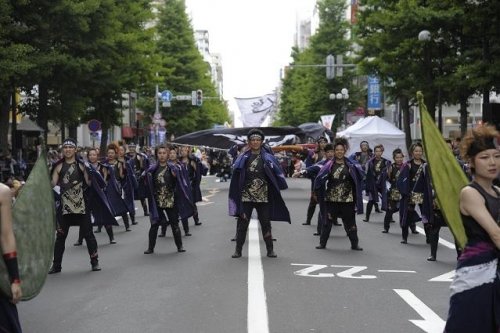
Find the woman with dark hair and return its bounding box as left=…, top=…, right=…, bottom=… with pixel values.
left=382, top=148, right=405, bottom=233
left=397, top=142, right=432, bottom=244
left=363, top=144, right=390, bottom=222
left=74, top=148, right=117, bottom=245
left=179, top=145, right=205, bottom=228
left=315, top=137, right=365, bottom=251
left=445, top=125, right=500, bottom=333
left=102, top=144, right=131, bottom=232
left=117, top=143, right=137, bottom=226
left=302, top=136, right=337, bottom=229
left=349, top=140, right=373, bottom=171
left=143, top=145, right=193, bottom=254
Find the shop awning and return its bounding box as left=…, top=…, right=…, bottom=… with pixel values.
left=16, top=118, right=44, bottom=132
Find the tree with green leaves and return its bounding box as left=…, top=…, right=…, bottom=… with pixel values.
left=78, top=0, right=157, bottom=152
left=277, top=0, right=358, bottom=131
left=355, top=0, right=500, bottom=144
left=0, top=1, right=36, bottom=154
left=152, top=0, right=228, bottom=136
left=355, top=0, right=438, bottom=147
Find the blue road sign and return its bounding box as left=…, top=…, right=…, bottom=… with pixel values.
left=161, top=90, right=173, bottom=102
left=367, top=75, right=382, bottom=110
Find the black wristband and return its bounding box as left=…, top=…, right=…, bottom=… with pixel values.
left=3, top=256, right=20, bottom=284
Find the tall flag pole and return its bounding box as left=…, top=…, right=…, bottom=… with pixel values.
left=417, top=92, right=467, bottom=248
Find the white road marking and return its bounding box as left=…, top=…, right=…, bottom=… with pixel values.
left=196, top=202, right=214, bottom=207
left=330, top=265, right=377, bottom=279
left=394, top=289, right=446, bottom=333
left=429, top=270, right=455, bottom=282
left=112, top=207, right=138, bottom=222
left=198, top=188, right=218, bottom=206
left=247, top=219, right=269, bottom=333
left=378, top=270, right=417, bottom=273
left=291, top=264, right=334, bottom=278
left=415, top=226, right=456, bottom=249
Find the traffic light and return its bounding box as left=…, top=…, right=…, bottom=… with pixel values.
left=196, top=89, right=203, bottom=106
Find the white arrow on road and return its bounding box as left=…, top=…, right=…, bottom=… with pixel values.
left=429, top=270, right=455, bottom=282
left=394, top=289, right=446, bottom=333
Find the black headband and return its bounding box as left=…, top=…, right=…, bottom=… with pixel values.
left=467, top=138, right=497, bottom=157
left=249, top=133, right=264, bottom=140
left=62, top=139, right=77, bottom=147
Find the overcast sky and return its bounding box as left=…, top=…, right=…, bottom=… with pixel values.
left=185, top=0, right=317, bottom=121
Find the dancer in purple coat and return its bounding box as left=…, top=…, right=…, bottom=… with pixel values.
left=228, top=128, right=290, bottom=258
left=143, top=145, right=194, bottom=254
left=315, top=138, right=365, bottom=251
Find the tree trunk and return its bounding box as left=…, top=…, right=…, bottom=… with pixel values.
left=0, top=92, right=12, bottom=155
left=68, top=125, right=77, bottom=141
left=11, top=89, right=17, bottom=158
left=459, top=97, right=468, bottom=137
left=60, top=119, right=65, bottom=143
left=482, top=88, right=491, bottom=124
left=37, top=83, right=49, bottom=143
left=100, top=124, right=109, bottom=157
left=401, top=96, right=412, bottom=150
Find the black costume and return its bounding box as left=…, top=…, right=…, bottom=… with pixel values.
left=49, top=160, right=100, bottom=273
left=144, top=162, right=192, bottom=253
left=229, top=139, right=290, bottom=258
left=364, top=156, right=390, bottom=222
left=303, top=148, right=324, bottom=226
left=382, top=162, right=402, bottom=232
left=104, top=160, right=131, bottom=231
left=75, top=162, right=117, bottom=245
left=315, top=158, right=365, bottom=251
left=130, top=152, right=150, bottom=216
left=180, top=155, right=203, bottom=235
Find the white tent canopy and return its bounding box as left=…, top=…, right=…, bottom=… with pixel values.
left=337, top=116, right=408, bottom=160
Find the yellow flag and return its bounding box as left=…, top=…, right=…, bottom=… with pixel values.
left=417, top=92, right=467, bottom=248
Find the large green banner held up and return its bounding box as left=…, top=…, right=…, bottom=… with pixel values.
left=0, top=149, right=55, bottom=300
left=417, top=92, right=467, bottom=249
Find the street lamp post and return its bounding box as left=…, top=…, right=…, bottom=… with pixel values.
left=330, top=88, right=349, bottom=128
left=418, top=30, right=443, bottom=133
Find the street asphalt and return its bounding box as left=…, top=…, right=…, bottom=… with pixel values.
left=18, top=176, right=457, bottom=333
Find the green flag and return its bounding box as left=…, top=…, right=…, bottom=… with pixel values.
left=417, top=92, right=467, bottom=248
left=0, top=148, right=55, bottom=300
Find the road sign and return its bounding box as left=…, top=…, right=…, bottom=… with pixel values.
left=326, top=54, right=335, bottom=79
left=175, top=95, right=193, bottom=101
left=161, top=90, right=173, bottom=102
left=367, top=75, right=382, bottom=110
left=87, top=119, right=101, bottom=132
left=336, top=55, right=343, bottom=77
left=191, top=91, right=197, bottom=105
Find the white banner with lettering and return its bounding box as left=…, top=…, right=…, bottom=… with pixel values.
left=235, top=94, right=277, bottom=127
left=320, top=114, right=336, bottom=130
